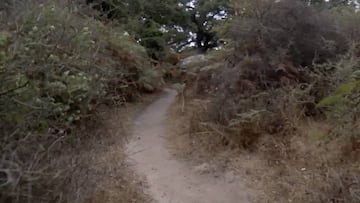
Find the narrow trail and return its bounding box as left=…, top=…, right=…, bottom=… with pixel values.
left=126, top=89, right=250, bottom=203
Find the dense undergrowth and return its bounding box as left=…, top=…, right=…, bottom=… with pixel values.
left=2, top=0, right=360, bottom=202
left=178, top=0, right=360, bottom=202
left=0, top=1, right=164, bottom=202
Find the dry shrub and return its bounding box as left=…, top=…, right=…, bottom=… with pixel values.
left=331, top=6, right=360, bottom=44
left=0, top=0, right=157, bottom=202
left=187, top=0, right=357, bottom=150
left=60, top=107, right=149, bottom=203
left=182, top=55, right=360, bottom=203
left=177, top=2, right=360, bottom=202
left=190, top=54, right=360, bottom=201
left=192, top=85, right=307, bottom=150
left=229, top=0, right=348, bottom=67
left=252, top=119, right=360, bottom=203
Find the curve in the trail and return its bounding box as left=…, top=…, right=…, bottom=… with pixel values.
left=126, top=89, right=250, bottom=203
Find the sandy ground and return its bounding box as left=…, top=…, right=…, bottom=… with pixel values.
left=126, top=89, right=251, bottom=203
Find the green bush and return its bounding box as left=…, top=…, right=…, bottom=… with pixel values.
left=0, top=1, right=162, bottom=202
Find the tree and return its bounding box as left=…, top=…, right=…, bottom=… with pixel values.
left=179, top=0, right=231, bottom=52
left=86, top=0, right=232, bottom=55
left=86, top=0, right=143, bottom=20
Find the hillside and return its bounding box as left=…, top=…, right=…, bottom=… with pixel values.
left=1, top=0, right=360, bottom=203
left=168, top=1, right=360, bottom=202
left=0, top=1, right=162, bottom=202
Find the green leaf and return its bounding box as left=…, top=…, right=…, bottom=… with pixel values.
left=318, top=80, right=360, bottom=107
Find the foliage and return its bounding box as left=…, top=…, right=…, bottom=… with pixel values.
left=314, top=48, right=360, bottom=153
left=229, top=109, right=266, bottom=126
left=139, top=69, right=163, bottom=92
left=87, top=0, right=232, bottom=55
left=317, top=80, right=360, bottom=108
left=0, top=1, right=162, bottom=202
left=233, top=0, right=348, bottom=66
left=179, top=1, right=360, bottom=202
left=329, top=5, right=360, bottom=43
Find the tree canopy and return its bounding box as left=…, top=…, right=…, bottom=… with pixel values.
left=86, top=0, right=358, bottom=59
left=87, top=0, right=231, bottom=58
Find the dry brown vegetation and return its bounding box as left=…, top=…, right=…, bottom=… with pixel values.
left=169, top=0, right=360, bottom=202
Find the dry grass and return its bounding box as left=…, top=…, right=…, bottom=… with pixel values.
left=166, top=2, right=360, bottom=200
left=58, top=93, right=160, bottom=203
left=65, top=103, right=153, bottom=203
left=167, top=54, right=360, bottom=202
left=165, top=97, right=229, bottom=160
left=168, top=95, right=360, bottom=202
left=0, top=100, right=151, bottom=203
left=166, top=1, right=360, bottom=202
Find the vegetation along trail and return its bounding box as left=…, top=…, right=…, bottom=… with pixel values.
left=126, top=89, right=251, bottom=203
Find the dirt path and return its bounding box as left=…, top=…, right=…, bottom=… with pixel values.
left=126, top=89, right=251, bottom=203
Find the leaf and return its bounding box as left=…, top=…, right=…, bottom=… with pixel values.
left=172, top=83, right=186, bottom=92
left=318, top=80, right=360, bottom=108
left=229, top=109, right=266, bottom=126
left=38, top=120, right=47, bottom=132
